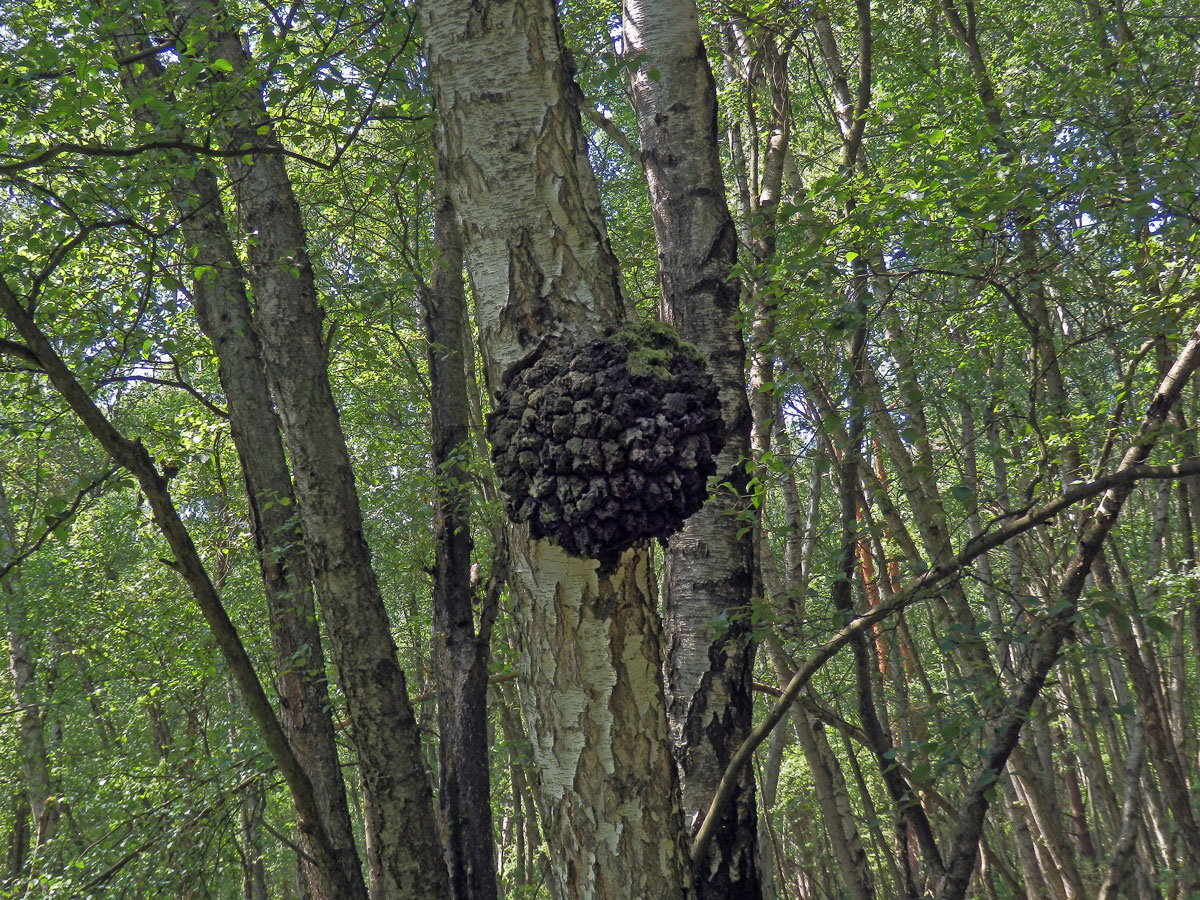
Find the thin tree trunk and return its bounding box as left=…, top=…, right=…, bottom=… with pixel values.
left=1097, top=720, right=1146, bottom=900
left=157, top=3, right=452, bottom=895
left=496, top=681, right=551, bottom=899
left=422, top=166, right=499, bottom=900
left=997, top=776, right=1044, bottom=900
left=764, top=639, right=876, bottom=900
left=1006, top=751, right=1084, bottom=898
left=1061, top=663, right=1120, bottom=838
left=6, top=793, right=29, bottom=879
left=105, top=24, right=370, bottom=898
left=757, top=718, right=786, bottom=900
left=621, top=4, right=759, bottom=896
left=1103, top=599, right=1200, bottom=877
left=226, top=678, right=269, bottom=900
left=0, top=478, right=56, bottom=858
left=1059, top=736, right=1096, bottom=861
left=839, top=731, right=906, bottom=900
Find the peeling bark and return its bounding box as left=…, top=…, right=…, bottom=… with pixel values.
left=421, top=3, right=691, bottom=898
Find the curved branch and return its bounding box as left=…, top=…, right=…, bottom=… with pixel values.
left=0, top=467, right=120, bottom=581
left=0, top=271, right=345, bottom=887
left=692, top=451, right=1200, bottom=865
left=1, top=139, right=328, bottom=175
left=0, top=338, right=42, bottom=369
left=95, top=375, right=229, bottom=419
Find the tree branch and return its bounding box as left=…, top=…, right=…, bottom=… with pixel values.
left=0, top=467, right=120, bottom=581
left=0, top=338, right=41, bottom=369
left=692, top=450, right=1200, bottom=865
left=0, top=270, right=345, bottom=888
left=21, top=40, right=177, bottom=81
left=95, top=374, right=229, bottom=419
left=1, top=139, right=327, bottom=174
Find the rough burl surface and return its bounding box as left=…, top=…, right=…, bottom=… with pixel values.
left=488, top=321, right=724, bottom=562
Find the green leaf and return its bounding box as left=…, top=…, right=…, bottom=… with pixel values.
left=1145, top=614, right=1173, bottom=637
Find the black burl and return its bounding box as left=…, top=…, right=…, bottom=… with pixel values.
left=488, top=321, right=725, bottom=564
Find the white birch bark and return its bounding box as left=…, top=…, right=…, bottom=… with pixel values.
left=0, top=477, right=56, bottom=856
left=420, top=3, right=690, bottom=898
left=621, top=4, right=759, bottom=895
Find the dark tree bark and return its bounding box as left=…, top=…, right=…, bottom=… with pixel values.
left=156, top=2, right=452, bottom=896
left=0, top=479, right=57, bottom=861
left=422, top=166, right=499, bottom=900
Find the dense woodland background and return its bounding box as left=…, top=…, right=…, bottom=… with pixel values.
left=1, top=0, right=1199, bottom=898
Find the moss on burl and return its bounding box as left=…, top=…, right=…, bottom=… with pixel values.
left=487, top=320, right=725, bottom=564
left=609, top=319, right=703, bottom=379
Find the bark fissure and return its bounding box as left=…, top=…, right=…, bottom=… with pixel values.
left=106, top=23, right=367, bottom=896
left=160, top=1, right=451, bottom=894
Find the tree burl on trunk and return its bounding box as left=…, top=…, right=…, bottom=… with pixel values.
left=488, top=319, right=724, bottom=567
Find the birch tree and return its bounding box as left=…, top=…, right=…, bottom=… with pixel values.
left=622, top=4, right=761, bottom=895
left=151, top=1, right=451, bottom=894
left=3, top=0, right=1200, bottom=897
left=421, top=2, right=692, bottom=898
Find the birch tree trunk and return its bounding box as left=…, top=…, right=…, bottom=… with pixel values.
left=158, top=3, right=451, bottom=896
left=0, top=477, right=56, bottom=860
left=103, top=28, right=369, bottom=897
left=621, top=4, right=759, bottom=896
left=421, top=3, right=691, bottom=898
left=176, top=165, right=368, bottom=900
